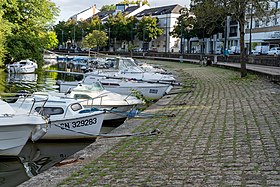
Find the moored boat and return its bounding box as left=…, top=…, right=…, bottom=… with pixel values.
left=55, top=82, right=143, bottom=126
left=0, top=100, right=48, bottom=156
left=57, top=75, right=173, bottom=100
left=6, top=59, right=38, bottom=74
left=10, top=93, right=105, bottom=139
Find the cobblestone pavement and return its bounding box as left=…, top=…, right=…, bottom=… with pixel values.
left=23, top=61, right=280, bottom=186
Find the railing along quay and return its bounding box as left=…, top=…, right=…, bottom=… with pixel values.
left=51, top=50, right=280, bottom=82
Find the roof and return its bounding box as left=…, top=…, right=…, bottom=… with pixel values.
left=94, top=10, right=115, bottom=20
left=123, top=6, right=139, bottom=14
left=136, top=4, right=183, bottom=17
left=91, top=5, right=143, bottom=21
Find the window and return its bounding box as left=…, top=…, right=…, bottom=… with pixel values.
left=255, top=20, right=259, bottom=28
left=35, top=107, right=64, bottom=116
left=74, top=94, right=92, bottom=100
left=71, top=103, right=83, bottom=111
left=266, top=17, right=270, bottom=26
left=149, top=89, right=158, bottom=94
left=246, top=21, right=250, bottom=29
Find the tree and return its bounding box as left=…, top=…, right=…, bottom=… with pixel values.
left=119, top=0, right=149, bottom=5
left=2, top=0, right=59, bottom=65
left=100, top=4, right=116, bottom=11
left=170, top=9, right=196, bottom=53
left=191, top=0, right=275, bottom=77
left=43, top=31, right=59, bottom=50
left=0, top=1, right=11, bottom=66
left=83, top=30, right=108, bottom=56
left=105, top=12, right=137, bottom=51
left=136, top=16, right=163, bottom=50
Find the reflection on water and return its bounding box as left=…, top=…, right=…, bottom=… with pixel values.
left=0, top=141, right=93, bottom=187
left=0, top=66, right=58, bottom=95
left=0, top=63, right=119, bottom=186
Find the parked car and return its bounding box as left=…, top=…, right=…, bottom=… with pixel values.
left=252, top=45, right=270, bottom=55
left=228, top=46, right=240, bottom=54
left=267, top=47, right=280, bottom=56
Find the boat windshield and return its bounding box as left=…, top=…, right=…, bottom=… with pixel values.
left=73, top=82, right=104, bottom=92
left=118, top=58, right=143, bottom=72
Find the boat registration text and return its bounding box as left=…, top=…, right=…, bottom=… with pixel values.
left=55, top=118, right=97, bottom=129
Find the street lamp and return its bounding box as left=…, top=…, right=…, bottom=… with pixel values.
left=59, top=29, right=64, bottom=48
left=180, top=7, right=188, bottom=54
left=249, top=3, right=253, bottom=55
left=165, top=14, right=168, bottom=53
left=272, top=0, right=279, bottom=26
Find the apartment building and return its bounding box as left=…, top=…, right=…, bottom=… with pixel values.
left=193, top=1, right=280, bottom=54
left=69, top=5, right=99, bottom=21
left=245, top=1, right=280, bottom=49
left=135, top=4, right=183, bottom=53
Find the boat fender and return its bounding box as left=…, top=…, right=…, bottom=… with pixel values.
left=31, top=125, right=47, bottom=141
left=127, top=109, right=138, bottom=117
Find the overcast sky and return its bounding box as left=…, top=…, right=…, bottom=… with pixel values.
left=51, top=0, right=191, bottom=22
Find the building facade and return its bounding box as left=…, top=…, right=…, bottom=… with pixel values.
left=69, top=5, right=99, bottom=21
left=135, top=4, right=183, bottom=53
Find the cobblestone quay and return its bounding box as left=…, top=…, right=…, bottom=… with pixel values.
left=21, top=61, right=280, bottom=186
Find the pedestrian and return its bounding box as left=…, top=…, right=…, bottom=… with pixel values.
left=224, top=48, right=229, bottom=63
left=206, top=57, right=212, bottom=66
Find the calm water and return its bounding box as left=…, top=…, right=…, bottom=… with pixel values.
left=0, top=65, right=114, bottom=187
left=0, top=140, right=94, bottom=187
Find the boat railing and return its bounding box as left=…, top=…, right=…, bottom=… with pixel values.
left=89, top=93, right=108, bottom=106
left=17, top=94, right=49, bottom=117
left=63, top=95, right=107, bottom=118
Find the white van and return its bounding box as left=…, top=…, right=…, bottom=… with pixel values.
left=228, top=46, right=240, bottom=54
left=252, top=46, right=270, bottom=55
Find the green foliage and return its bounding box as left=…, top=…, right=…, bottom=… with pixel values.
left=118, top=0, right=149, bottom=5
left=43, top=31, right=59, bottom=50
left=54, top=18, right=102, bottom=47
left=83, top=30, right=108, bottom=51
left=190, top=0, right=225, bottom=38
left=170, top=8, right=196, bottom=53
left=136, top=16, right=163, bottom=42
left=190, top=0, right=274, bottom=77
left=6, top=34, right=44, bottom=65
left=1, top=0, right=59, bottom=64
left=106, top=12, right=137, bottom=42
left=100, top=4, right=116, bottom=11
left=0, top=5, right=11, bottom=66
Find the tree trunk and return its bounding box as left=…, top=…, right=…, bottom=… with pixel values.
left=239, top=20, right=247, bottom=77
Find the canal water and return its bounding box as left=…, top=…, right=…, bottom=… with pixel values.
left=0, top=64, right=114, bottom=187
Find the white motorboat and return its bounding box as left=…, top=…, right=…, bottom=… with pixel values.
left=58, top=82, right=143, bottom=126
left=57, top=75, right=173, bottom=100
left=10, top=93, right=105, bottom=139
left=85, top=57, right=176, bottom=82
left=6, top=59, right=38, bottom=74
left=111, top=57, right=175, bottom=82
left=0, top=100, right=48, bottom=156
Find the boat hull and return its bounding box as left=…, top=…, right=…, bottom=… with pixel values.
left=42, top=112, right=104, bottom=139
left=105, top=84, right=172, bottom=100
left=83, top=104, right=136, bottom=121
left=0, top=125, right=34, bottom=156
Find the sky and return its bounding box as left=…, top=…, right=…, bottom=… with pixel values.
left=51, top=0, right=191, bottom=22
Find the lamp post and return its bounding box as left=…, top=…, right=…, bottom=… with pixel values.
left=143, top=26, right=145, bottom=51
left=165, top=14, right=168, bottom=53
left=180, top=8, right=188, bottom=54
left=273, top=0, right=279, bottom=26
left=108, top=27, right=111, bottom=52
left=59, top=29, right=64, bottom=48
left=249, top=3, right=253, bottom=55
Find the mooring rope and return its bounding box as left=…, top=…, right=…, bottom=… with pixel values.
left=51, top=123, right=161, bottom=139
